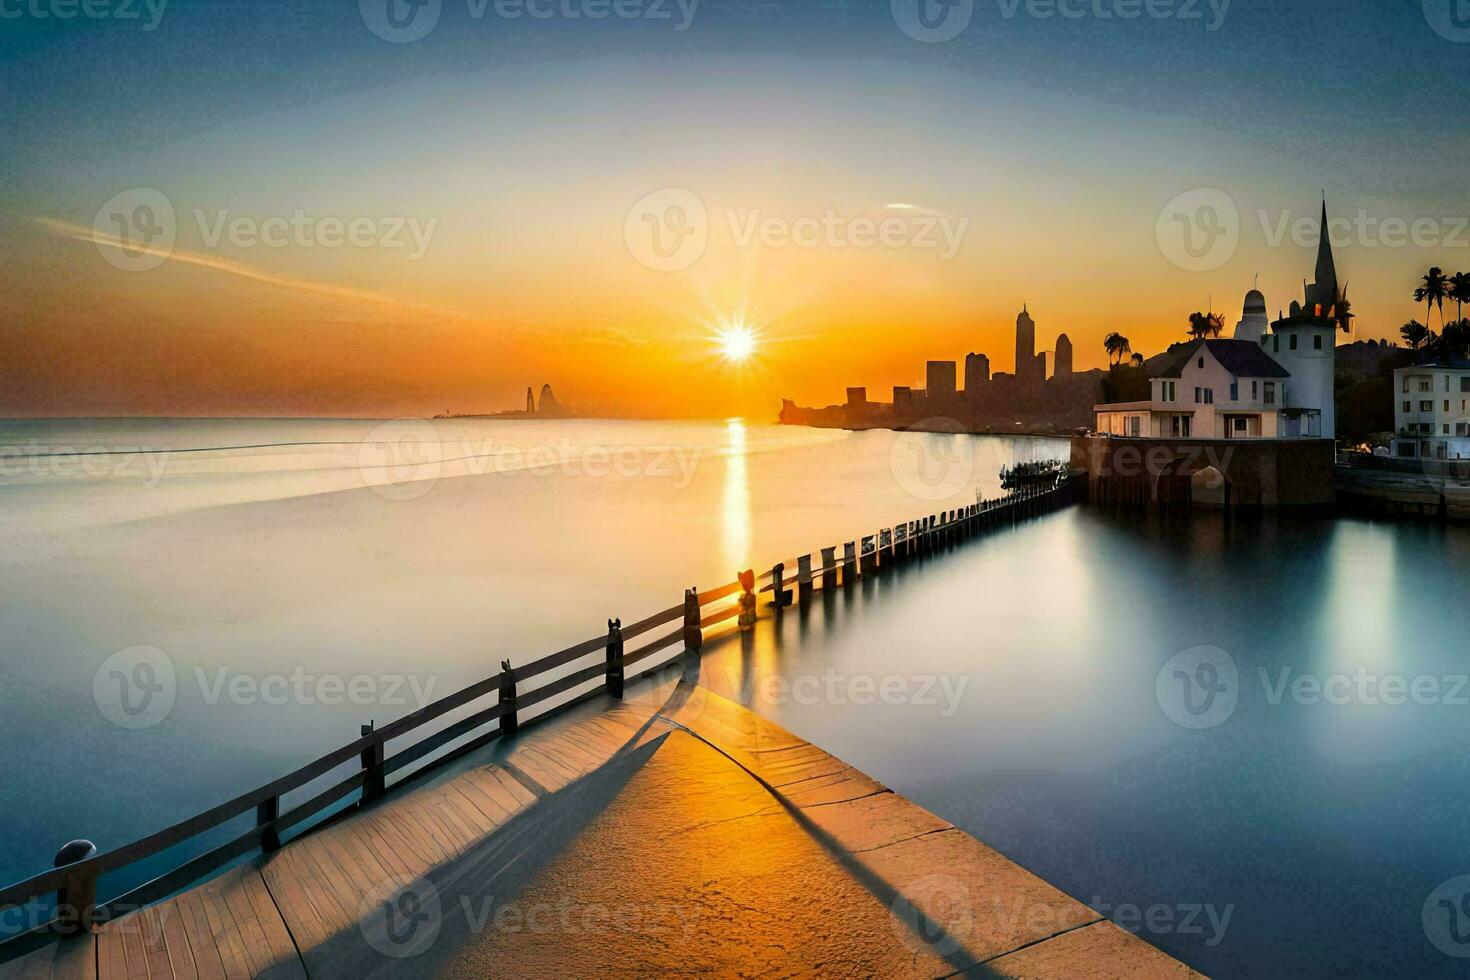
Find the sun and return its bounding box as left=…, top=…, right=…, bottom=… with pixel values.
left=715, top=323, right=758, bottom=363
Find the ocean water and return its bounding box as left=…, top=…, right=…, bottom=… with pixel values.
left=0, top=418, right=1059, bottom=900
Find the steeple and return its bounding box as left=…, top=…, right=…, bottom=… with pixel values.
left=1312, top=197, right=1338, bottom=306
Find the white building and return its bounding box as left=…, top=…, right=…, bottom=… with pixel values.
left=1094, top=339, right=1291, bottom=438
left=1094, top=200, right=1349, bottom=441
left=1393, top=363, right=1470, bottom=460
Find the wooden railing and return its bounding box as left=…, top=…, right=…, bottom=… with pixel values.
left=0, top=476, right=1079, bottom=961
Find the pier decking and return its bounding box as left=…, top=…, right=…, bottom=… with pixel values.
left=5, top=680, right=1199, bottom=979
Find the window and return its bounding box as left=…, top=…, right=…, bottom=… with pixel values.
left=1445, top=424, right=1451, bottom=435
left=1232, top=418, right=1248, bottom=435
left=1404, top=377, right=1411, bottom=393
left=1252, top=381, right=1259, bottom=399
left=1421, top=379, right=1433, bottom=392
left=1230, top=381, right=1239, bottom=401
left=1171, top=415, right=1191, bottom=437
left=1290, top=334, right=1299, bottom=350
left=1160, top=381, right=1176, bottom=402
left=1422, top=400, right=1434, bottom=412
left=1264, top=383, right=1276, bottom=405
left=1461, top=377, right=1470, bottom=393
left=1128, top=416, right=1141, bottom=437
left=1314, top=335, right=1323, bottom=350
left=1404, top=401, right=1412, bottom=413
left=1457, top=423, right=1469, bottom=437
left=1447, top=376, right=1453, bottom=393
left=1198, top=357, right=1205, bottom=369
left=1194, top=387, right=1213, bottom=405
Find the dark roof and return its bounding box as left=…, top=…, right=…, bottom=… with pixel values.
left=1154, top=339, right=1290, bottom=379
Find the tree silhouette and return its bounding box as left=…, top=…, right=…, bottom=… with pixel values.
left=1104, top=332, right=1133, bottom=366
left=1400, top=319, right=1431, bottom=350
left=1415, top=267, right=1450, bottom=328
left=1186, top=311, right=1224, bottom=340
left=1449, top=271, right=1470, bottom=324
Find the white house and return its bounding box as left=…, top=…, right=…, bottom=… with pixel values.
left=1094, top=338, right=1292, bottom=439
left=1393, top=362, right=1470, bottom=460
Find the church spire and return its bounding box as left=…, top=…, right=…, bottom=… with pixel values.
left=1313, top=197, right=1338, bottom=305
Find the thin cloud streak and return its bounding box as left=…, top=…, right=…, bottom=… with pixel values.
left=32, top=215, right=462, bottom=319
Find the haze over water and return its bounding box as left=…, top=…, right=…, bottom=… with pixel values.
left=4, top=418, right=1469, bottom=977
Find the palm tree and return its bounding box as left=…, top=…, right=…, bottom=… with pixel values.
left=1415, top=267, right=1450, bottom=328
left=1401, top=319, right=1431, bottom=350
left=1450, top=271, right=1470, bottom=324
left=1104, top=332, right=1133, bottom=366
left=1186, top=311, right=1224, bottom=340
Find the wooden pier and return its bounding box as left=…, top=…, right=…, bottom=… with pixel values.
left=0, top=475, right=1197, bottom=979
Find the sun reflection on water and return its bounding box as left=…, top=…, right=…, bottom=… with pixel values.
left=721, top=418, right=751, bottom=575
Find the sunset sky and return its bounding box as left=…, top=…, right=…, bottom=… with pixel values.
left=4, top=0, right=1469, bottom=418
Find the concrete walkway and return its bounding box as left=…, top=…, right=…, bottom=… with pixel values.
left=4, top=670, right=1202, bottom=978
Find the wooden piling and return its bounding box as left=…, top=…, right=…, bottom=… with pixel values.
left=51, top=840, right=97, bottom=935
left=683, top=587, right=703, bottom=651
left=360, top=721, right=385, bottom=802
left=499, top=663, right=518, bottom=736
left=820, top=548, right=838, bottom=590
left=605, top=618, right=625, bottom=698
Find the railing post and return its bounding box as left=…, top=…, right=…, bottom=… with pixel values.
left=842, top=542, right=857, bottom=584
left=771, top=562, right=791, bottom=607
left=499, top=662, right=519, bottom=736
left=860, top=535, right=877, bottom=574
left=738, top=569, right=757, bottom=631
left=605, top=618, right=625, bottom=698
left=879, top=528, right=893, bottom=566
left=257, top=796, right=281, bottom=852
left=820, top=548, right=838, bottom=591
left=52, top=840, right=97, bottom=936
left=360, top=721, right=385, bottom=803
left=683, top=587, right=703, bottom=652
left=797, top=555, right=813, bottom=604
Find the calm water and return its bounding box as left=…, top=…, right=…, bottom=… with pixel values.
left=3, top=419, right=1467, bottom=976
left=0, top=418, right=1057, bottom=895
